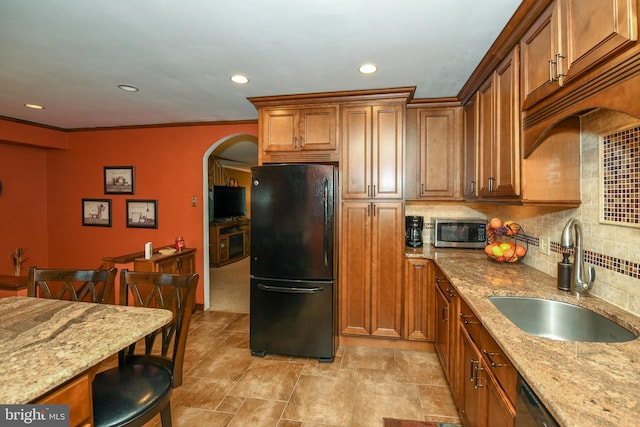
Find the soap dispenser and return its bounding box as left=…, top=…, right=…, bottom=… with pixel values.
left=557, top=252, right=572, bottom=291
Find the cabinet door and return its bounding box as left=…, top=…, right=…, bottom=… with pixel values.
left=339, top=201, right=372, bottom=336
left=370, top=202, right=403, bottom=338
left=459, top=328, right=483, bottom=427
left=463, top=96, right=478, bottom=200
left=418, top=107, right=461, bottom=199
left=521, top=1, right=562, bottom=109
left=561, top=0, right=638, bottom=84
left=177, top=253, right=195, bottom=274
left=485, top=369, right=516, bottom=427
left=493, top=47, right=520, bottom=198
left=477, top=76, right=494, bottom=196
left=262, top=108, right=298, bottom=152
left=478, top=48, right=520, bottom=198
left=434, top=285, right=450, bottom=378
left=299, top=106, right=338, bottom=151
left=341, top=106, right=373, bottom=199
left=372, top=105, right=404, bottom=199
left=404, top=258, right=434, bottom=341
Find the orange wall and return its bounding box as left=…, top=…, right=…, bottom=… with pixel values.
left=1, top=119, right=258, bottom=304
left=0, top=142, right=50, bottom=274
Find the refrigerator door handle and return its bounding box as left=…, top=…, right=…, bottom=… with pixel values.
left=257, top=283, right=324, bottom=294
left=323, top=178, right=329, bottom=266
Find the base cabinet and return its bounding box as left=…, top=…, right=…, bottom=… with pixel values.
left=404, top=258, right=435, bottom=341
left=35, top=369, right=96, bottom=427
left=457, top=297, right=516, bottom=427
left=434, top=266, right=458, bottom=388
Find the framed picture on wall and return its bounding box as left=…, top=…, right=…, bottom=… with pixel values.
left=104, top=166, right=135, bottom=194
left=82, top=198, right=112, bottom=227
left=126, top=199, right=157, bottom=228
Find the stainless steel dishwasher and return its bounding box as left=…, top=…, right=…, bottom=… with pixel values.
left=515, top=375, right=560, bottom=427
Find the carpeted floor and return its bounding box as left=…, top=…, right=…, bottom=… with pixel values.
left=383, top=418, right=463, bottom=427
left=209, top=256, right=250, bottom=313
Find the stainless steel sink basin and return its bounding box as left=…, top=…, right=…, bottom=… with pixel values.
left=489, top=296, right=637, bottom=342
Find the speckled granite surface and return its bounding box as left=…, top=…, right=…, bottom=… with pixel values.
left=407, top=246, right=640, bottom=427
left=0, top=296, right=172, bottom=404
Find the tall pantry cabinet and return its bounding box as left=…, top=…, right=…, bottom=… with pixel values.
left=339, top=94, right=409, bottom=339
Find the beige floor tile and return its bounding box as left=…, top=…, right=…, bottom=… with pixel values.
left=282, top=375, right=356, bottom=425
left=230, top=359, right=304, bottom=401
left=228, top=398, right=287, bottom=427
left=173, top=377, right=237, bottom=410
left=356, top=368, right=420, bottom=399
left=393, top=350, right=448, bottom=386
left=341, top=346, right=395, bottom=371
left=418, top=384, right=460, bottom=419
left=169, top=406, right=233, bottom=427
left=188, top=346, right=254, bottom=380
left=350, top=392, right=423, bottom=427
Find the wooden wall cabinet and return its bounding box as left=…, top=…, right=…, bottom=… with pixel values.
left=339, top=201, right=403, bottom=339
left=477, top=47, right=521, bottom=199
left=341, top=103, right=404, bottom=200
left=521, top=0, right=638, bottom=110
left=463, top=96, right=479, bottom=200
left=257, top=105, right=339, bottom=163
left=406, top=104, right=463, bottom=200
left=209, top=218, right=250, bottom=267
left=404, top=258, right=435, bottom=342
left=134, top=248, right=196, bottom=274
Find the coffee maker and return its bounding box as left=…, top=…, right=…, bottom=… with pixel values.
left=405, top=216, right=424, bottom=247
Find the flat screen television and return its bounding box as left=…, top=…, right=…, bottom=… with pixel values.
left=210, top=185, right=247, bottom=222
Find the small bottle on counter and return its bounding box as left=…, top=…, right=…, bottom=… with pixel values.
left=557, top=252, right=572, bottom=291
left=144, top=242, right=153, bottom=259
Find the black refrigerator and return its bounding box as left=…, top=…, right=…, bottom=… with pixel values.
left=249, top=164, right=337, bottom=362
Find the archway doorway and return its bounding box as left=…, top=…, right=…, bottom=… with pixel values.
left=202, top=133, right=258, bottom=311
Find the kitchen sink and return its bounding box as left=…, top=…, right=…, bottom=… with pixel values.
left=489, top=296, right=637, bottom=343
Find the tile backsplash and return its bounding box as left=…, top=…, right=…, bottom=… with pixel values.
left=406, top=108, right=640, bottom=316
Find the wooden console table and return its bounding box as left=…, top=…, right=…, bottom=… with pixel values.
left=0, top=274, right=28, bottom=298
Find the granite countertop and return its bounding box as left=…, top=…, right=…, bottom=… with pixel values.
left=407, top=245, right=640, bottom=427
left=0, top=296, right=173, bottom=404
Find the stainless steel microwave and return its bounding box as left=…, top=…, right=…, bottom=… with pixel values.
left=430, top=218, right=487, bottom=248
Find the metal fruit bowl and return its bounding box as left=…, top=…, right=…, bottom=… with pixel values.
left=485, top=222, right=528, bottom=263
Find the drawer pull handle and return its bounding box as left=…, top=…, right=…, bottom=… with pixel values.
left=483, top=349, right=509, bottom=368
left=460, top=313, right=478, bottom=324
left=474, top=364, right=485, bottom=389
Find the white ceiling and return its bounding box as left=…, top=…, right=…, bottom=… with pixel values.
left=0, top=0, right=521, bottom=132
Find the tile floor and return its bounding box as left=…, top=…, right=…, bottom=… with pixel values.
left=145, top=310, right=461, bottom=427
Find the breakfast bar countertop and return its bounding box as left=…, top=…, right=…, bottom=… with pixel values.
left=406, top=246, right=640, bottom=427
left=0, top=296, right=172, bottom=404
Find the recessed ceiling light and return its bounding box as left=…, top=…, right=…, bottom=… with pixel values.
left=25, top=103, right=44, bottom=110
left=117, top=84, right=139, bottom=92
left=230, top=75, right=249, bottom=84
left=359, top=63, right=378, bottom=74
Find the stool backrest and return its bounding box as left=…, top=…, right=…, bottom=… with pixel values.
left=119, top=269, right=199, bottom=387
left=28, top=266, right=117, bottom=303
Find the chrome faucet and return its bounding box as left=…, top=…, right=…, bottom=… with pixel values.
left=560, top=218, right=596, bottom=296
